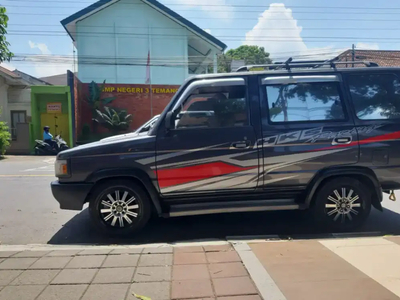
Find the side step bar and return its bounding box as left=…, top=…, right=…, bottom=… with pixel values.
left=169, top=199, right=303, bottom=217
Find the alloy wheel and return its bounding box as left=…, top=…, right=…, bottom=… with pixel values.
left=99, top=190, right=139, bottom=228
left=325, top=187, right=362, bottom=223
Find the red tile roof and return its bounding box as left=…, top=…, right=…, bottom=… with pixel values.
left=0, top=65, right=19, bottom=78
left=337, top=50, right=400, bottom=67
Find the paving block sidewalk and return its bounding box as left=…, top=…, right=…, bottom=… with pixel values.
left=0, top=244, right=261, bottom=300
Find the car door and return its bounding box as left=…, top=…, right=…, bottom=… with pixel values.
left=155, top=77, right=260, bottom=196
left=344, top=71, right=400, bottom=189
left=258, top=74, right=359, bottom=189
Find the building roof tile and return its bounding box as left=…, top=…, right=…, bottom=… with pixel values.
left=337, top=50, right=400, bottom=67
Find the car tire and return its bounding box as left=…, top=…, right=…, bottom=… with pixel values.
left=310, top=177, right=371, bottom=231
left=89, top=179, right=152, bottom=236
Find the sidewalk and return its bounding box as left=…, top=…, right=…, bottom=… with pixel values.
left=1, top=236, right=400, bottom=300
left=0, top=243, right=260, bottom=300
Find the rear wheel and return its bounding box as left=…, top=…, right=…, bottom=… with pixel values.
left=311, top=177, right=371, bottom=231
left=89, top=180, right=151, bottom=236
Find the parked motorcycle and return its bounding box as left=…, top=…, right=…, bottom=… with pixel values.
left=34, top=135, right=69, bottom=155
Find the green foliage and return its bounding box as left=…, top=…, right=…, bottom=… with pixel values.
left=0, top=7, right=13, bottom=63
left=226, top=45, right=272, bottom=65
left=93, top=106, right=132, bottom=132
left=87, top=80, right=117, bottom=111
left=216, top=46, right=272, bottom=73
left=80, top=123, right=91, bottom=141
left=0, top=108, right=11, bottom=156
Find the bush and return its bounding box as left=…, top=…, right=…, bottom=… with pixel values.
left=81, top=123, right=91, bottom=140
left=0, top=121, right=11, bottom=156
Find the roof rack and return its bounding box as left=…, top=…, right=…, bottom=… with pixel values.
left=235, top=58, right=379, bottom=72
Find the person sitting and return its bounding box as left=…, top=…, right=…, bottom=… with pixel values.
left=43, top=126, right=57, bottom=149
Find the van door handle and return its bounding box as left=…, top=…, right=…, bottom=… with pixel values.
left=332, top=137, right=352, bottom=145
left=230, top=141, right=250, bottom=149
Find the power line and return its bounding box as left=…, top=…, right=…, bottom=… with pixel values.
left=5, top=1, right=400, bottom=10
left=9, top=29, right=400, bottom=39
left=10, top=51, right=345, bottom=65
left=12, top=49, right=400, bottom=68
left=6, top=12, right=400, bottom=21
left=8, top=30, right=400, bottom=42
left=6, top=32, right=400, bottom=44
left=8, top=51, right=376, bottom=65
left=8, top=23, right=400, bottom=31
left=11, top=48, right=349, bottom=59
left=6, top=4, right=400, bottom=15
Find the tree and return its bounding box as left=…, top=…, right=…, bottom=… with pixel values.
left=217, top=45, right=272, bottom=73
left=0, top=107, right=11, bottom=156
left=0, top=6, right=13, bottom=63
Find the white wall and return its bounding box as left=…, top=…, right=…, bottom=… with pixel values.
left=0, top=77, right=9, bottom=124
left=8, top=87, right=31, bottom=118
left=76, top=0, right=188, bottom=85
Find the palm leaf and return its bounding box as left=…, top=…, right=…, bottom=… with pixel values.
left=102, top=96, right=117, bottom=105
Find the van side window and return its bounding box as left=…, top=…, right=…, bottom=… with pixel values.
left=174, top=85, right=248, bottom=129
left=265, top=82, right=345, bottom=123
left=347, top=74, right=400, bottom=120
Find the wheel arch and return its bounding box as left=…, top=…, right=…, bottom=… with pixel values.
left=305, top=166, right=383, bottom=211
left=85, top=168, right=163, bottom=216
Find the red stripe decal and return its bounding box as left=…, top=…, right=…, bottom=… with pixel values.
left=359, top=130, right=400, bottom=145
left=156, top=162, right=257, bottom=188
left=311, top=130, right=400, bottom=152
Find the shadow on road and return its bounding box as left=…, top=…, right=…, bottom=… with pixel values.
left=47, top=207, right=400, bottom=245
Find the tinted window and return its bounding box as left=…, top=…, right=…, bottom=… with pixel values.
left=174, top=85, right=248, bottom=129
left=265, top=82, right=345, bottom=122
left=10, top=111, right=26, bottom=140
left=347, top=74, right=400, bottom=120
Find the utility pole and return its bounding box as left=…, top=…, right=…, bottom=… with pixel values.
left=352, top=44, right=355, bottom=68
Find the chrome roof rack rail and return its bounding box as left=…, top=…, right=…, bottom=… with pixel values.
left=235, top=57, right=379, bottom=72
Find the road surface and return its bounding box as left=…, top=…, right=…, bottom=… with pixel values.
left=1, top=155, right=400, bottom=245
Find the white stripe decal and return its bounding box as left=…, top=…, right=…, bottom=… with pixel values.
left=156, top=150, right=259, bottom=170
left=137, top=143, right=228, bottom=165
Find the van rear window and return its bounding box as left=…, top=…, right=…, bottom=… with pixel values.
left=265, top=82, right=345, bottom=123
left=347, top=74, right=400, bottom=120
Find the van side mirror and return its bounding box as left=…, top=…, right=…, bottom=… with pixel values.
left=165, top=111, right=174, bottom=130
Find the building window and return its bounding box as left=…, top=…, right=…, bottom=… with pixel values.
left=265, top=82, right=345, bottom=123
left=347, top=74, right=400, bottom=120
left=10, top=111, right=27, bottom=140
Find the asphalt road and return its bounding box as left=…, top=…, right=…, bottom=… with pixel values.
left=1, top=155, right=400, bottom=246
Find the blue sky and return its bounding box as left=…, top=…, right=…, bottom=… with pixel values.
left=2, top=0, right=400, bottom=78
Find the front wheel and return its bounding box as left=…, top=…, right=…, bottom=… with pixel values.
left=89, top=180, right=151, bottom=236
left=59, top=145, right=69, bottom=152
left=310, top=177, right=371, bottom=231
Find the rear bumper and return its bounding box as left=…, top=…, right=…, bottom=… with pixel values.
left=51, top=181, right=93, bottom=211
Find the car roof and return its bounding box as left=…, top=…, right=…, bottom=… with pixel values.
left=188, top=66, right=400, bottom=82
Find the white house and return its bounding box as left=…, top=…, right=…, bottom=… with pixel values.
left=61, top=0, right=227, bottom=85
left=0, top=67, right=50, bottom=153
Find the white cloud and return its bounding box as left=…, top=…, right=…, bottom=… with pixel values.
left=28, top=40, right=74, bottom=78
left=29, top=41, right=52, bottom=55
left=173, top=0, right=234, bottom=20
left=356, top=42, right=380, bottom=50
left=204, top=29, right=212, bottom=34
left=244, top=3, right=344, bottom=61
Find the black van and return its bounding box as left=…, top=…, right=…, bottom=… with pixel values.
left=51, top=61, right=400, bottom=236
